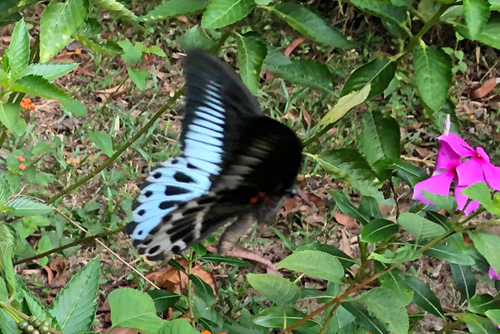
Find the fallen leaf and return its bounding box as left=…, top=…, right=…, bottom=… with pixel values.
left=48, top=257, right=70, bottom=287
left=334, top=212, right=356, bottom=228
left=284, top=37, right=306, bottom=57
left=222, top=246, right=280, bottom=275
left=472, top=77, right=499, bottom=99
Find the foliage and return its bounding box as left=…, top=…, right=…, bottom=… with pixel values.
left=1, top=0, right=500, bottom=333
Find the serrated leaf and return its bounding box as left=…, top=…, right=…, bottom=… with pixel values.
left=468, top=230, right=500, bottom=272
left=140, top=0, right=208, bottom=22
left=342, top=301, right=389, bottom=334
left=464, top=0, right=490, bottom=38
left=235, top=33, right=266, bottom=94
left=247, top=274, right=300, bottom=305
left=350, top=0, right=408, bottom=23
left=278, top=250, right=344, bottom=282
left=266, top=58, right=334, bottom=92
left=315, top=148, right=384, bottom=201
left=6, top=197, right=53, bottom=217
left=398, top=213, right=445, bottom=240
left=178, top=25, right=217, bottom=51
left=109, top=288, right=168, bottom=333
left=3, top=19, right=29, bottom=79
left=17, top=278, right=58, bottom=328
left=319, top=83, right=370, bottom=125
left=0, top=175, right=10, bottom=207
left=159, top=319, right=199, bottom=334
left=363, top=287, right=409, bottom=334
left=12, top=75, right=70, bottom=100
left=202, top=0, right=255, bottom=29
left=361, top=219, right=399, bottom=242
left=360, top=110, right=400, bottom=167
left=377, top=265, right=413, bottom=306
left=90, top=0, right=138, bottom=21
left=49, top=257, right=100, bottom=334
left=253, top=306, right=320, bottom=329
left=295, top=242, right=356, bottom=268
left=0, top=242, right=15, bottom=298
left=89, top=131, right=115, bottom=157
left=272, top=1, right=354, bottom=49
left=146, top=290, right=181, bottom=313
left=342, top=57, right=397, bottom=99
left=188, top=274, right=216, bottom=306
left=0, top=103, right=21, bottom=132
left=451, top=264, right=476, bottom=301
left=413, top=44, right=452, bottom=111
left=127, top=67, right=150, bottom=90
left=40, top=0, right=89, bottom=62
left=405, top=276, right=444, bottom=318
left=23, top=62, right=78, bottom=82
left=0, top=309, right=17, bottom=334
left=74, top=33, right=123, bottom=55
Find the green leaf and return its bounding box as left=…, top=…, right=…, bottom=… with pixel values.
left=0, top=103, right=21, bottom=132
left=109, top=288, right=168, bottom=334
left=375, top=158, right=428, bottom=188
left=468, top=230, right=500, bottom=272
left=377, top=265, right=413, bottom=306
left=278, top=250, right=344, bottom=283
left=457, top=15, right=500, bottom=49
left=90, top=0, right=138, bottom=21
left=178, top=25, right=217, bottom=51
left=3, top=19, right=29, bottom=79
left=17, top=278, right=58, bottom=328
left=491, top=0, right=500, bottom=10
left=6, top=197, right=53, bottom=217
left=413, top=44, right=452, bottom=111
left=127, top=67, right=151, bottom=90
left=461, top=182, right=500, bottom=215
left=405, top=276, right=444, bottom=318
left=23, top=62, right=78, bottom=82
left=469, top=294, right=500, bottom=314
left=341, top=57, right=397, bottom=99
left=140, top=0, right=208, bottom=22
left=146, top=290, right=181, bottom=313
left=486, top=309, right=500, bottom=325
left=368, top=244, right=420, bottom=263
left=464, top=0, right=490, bottom=38
left=319, top=83, right=370, bottom=125
left=235, top=33, right=267, bottom=94
left=74, top=33, right=123, bottom=55
left=253, top=306, right=320, bottom=329
left=159, top=319, right=199, bottom=334
left=199, top=253, right=251, bottom=266
left=349, top=0, right=408, bottom=23
left=359, top=196, right=383, bottom=219
left=450, top=264, right=476, bottom=301
left=331, top=191, right=371, bottom=225
left=272, top=1, right=354, bottom=49
left=202, top=0, right=255, bottom=29
left=49, top=257, right=100, bottom=334
left=359, top=110, right=400, bottom=167
left=0, top=175, right=10, bottom=206
left=456, top=313, right=500, bottom=334
left=36, top=235, right=53, bottom=266
left=247, top=273, right=300, bottom=305
left=295, top=242, right=356, bottom=268
left=0, top=242, right=15, bottom=298
left=362, top=287, right=409, bottom=334
left=188, top=274, right=216, bottom=306
left=422, top=190, right=458, bottom=213
left=89, top=131, right=115, bottom=157
left=361, top=219, right=399, bottom=242
left=423, top=244, right=475, bottom=265
left=397, top=213, right=446, bottom=240
left=118, top=40, right=143, bottom=64
left=40, top=0, right=90, bottom=62
left=315, top=149, right=383, bottom=201
left=0, top=309, right=17, bottom=334
left=266, top=58, right=334, bottom=92
left=342, top=301, right=389, bottom=334
left=61, top=98, right=88, bottom=117
left=12, top=75, right=70, bottom=100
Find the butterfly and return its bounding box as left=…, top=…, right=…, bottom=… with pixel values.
left=127, top=49, right=303, bottom=261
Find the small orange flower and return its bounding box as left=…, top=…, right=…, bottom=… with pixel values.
left=17, top=156, right=25, bottom=163
left=144, top=55, right=149, bottom=61
left=20, top=97, right=36, bottom=110
left=18, top=164, right=26, bottom=171
left=200, top=331, right=226, bottom=334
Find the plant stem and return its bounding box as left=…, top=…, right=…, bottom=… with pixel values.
left=0, top=301, right=64, bottom=334
left=13, top=226, right=124, bottom=265
left=0, top=125, right=7, bottom=149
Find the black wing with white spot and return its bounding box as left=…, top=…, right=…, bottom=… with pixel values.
left=127, top=49, right=264, bottom=247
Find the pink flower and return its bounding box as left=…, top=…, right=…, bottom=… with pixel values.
left=489, top=266, right=500, bottom=280
left=413, top=132, right=500, bottom=215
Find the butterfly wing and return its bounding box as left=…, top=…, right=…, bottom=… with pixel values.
left=134, top=117, right=302, bottom=260
left=127, top=50, right=263, bottom=246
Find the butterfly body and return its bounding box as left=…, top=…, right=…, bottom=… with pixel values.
left=127, top=49, right=302, bottom=260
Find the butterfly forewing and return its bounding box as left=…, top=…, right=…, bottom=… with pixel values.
left=127, top=50, right=302, bottom=260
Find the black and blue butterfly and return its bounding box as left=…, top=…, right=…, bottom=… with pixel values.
left=127, top=49, right=303, bottom=260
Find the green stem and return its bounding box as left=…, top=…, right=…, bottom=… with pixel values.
left=0, top=125, right=7, bottom=149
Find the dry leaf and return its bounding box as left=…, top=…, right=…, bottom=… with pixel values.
left=223, top=246, right=280, bottom=275
left=284, top=37, right=306, bottom=57
left=335, top=212, right=356, bottom=228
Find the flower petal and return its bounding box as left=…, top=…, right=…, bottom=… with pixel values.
left=413, top=172, right=454, bottom=205
left=435, top=141, right=461, bottom=171
left=438, top=133, right=475, bottom=157
left=455, top=185, right=481, bottom=215
left=482, top=160, right=500, bottom=191
left=456, top=159, right=486, bottom=186
left=489, top=266, right=500, bottom=280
